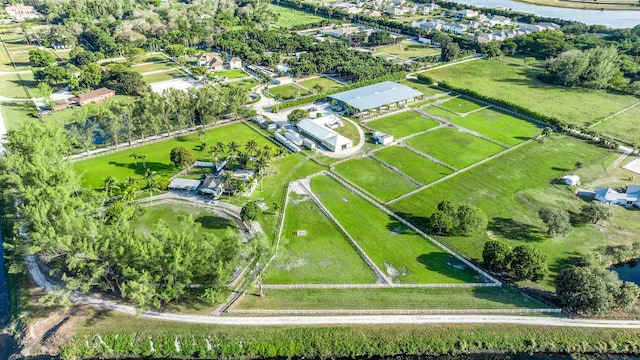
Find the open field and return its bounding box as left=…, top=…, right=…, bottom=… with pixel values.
left=0, top=43, right=14, bottom=71
left=375, top=146, right=453, bottom=184
left=136, top=203, right=238, bottom=240
left=0, top=101, right=38, bottom=130
left=374, top=43, right=440, bottom=59
left=592, top=105, right=640, bottom=145
left=0, top=72, right=38, bottom=98
left=427, top=59, right=638, bottom=129
left=298, top=77, right=344, bottom=91
left=425, top=106, right=542, bottom=146
left=268, top=83, right=310, bottom=99
left=439, top=97, right=484, bottom=114
left=334, top=157, right=418, bottom=201
left=400, top=79, right=446, bottom=98
left=405, top=128, right=505, bottom=169
left=311, top=175, right=482, bottom=284
left=131, top=62, right=178, bottom=73
left=143, top=70, right=188, bottom=83
left=74, top=123, right=274, bottom=190
left=215, top=69, right=248, bottom=79
left=236, top=286, right=547, bottom=310
left=268, top=4, right=326, bottom=28
left=391, top=136, right=640, bottom=289
left=230, top=78, right=259, bottom=91
left=264, top=193, right=376, bottom=284
left=367, top=111, right=439, bottom=139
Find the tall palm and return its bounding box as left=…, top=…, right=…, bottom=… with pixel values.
left=144, top=169, right=159, bottom=196
left=274, top=147, right=285, bottom=174
left=208, top=146, right=220, bottom=163
left=103, top=176, right=118, bottom=197
left=197, top=128, right=205, bottom=143
left=245, top=140, right=259, bottom=157
left=227, top=141, right=240, bottom=159
left=139, top=154, right=147, bottom=169
left=260, top=145, right=272, bottom=161
left=255, top=156, right=269, bottom=192
left=129, top=152, right=138, bottom=167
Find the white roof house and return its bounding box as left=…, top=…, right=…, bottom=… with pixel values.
left=297, top=115, right=353, bottom=152
left=594, top=185, right=640, bottom=207
left=167, top=178, right=202, bottom=191
left=561, top=175, right=580, bottom=187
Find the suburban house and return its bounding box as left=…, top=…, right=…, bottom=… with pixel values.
left=196, top=52, right=222, bottom=67
left=321, top=25, right=364, bottom=38
left=594, top=185, right=640, bottom=207
left=296, top=115, right=353, bottom=152
left=51, top=99, right=70, bottom=111
left=488, top=15, right=511, bottom=26
left=453, top=9, right=478, bottom=20
left=228, top=57, right=243, bottom=70
left=361, top=9, right=382, bottom=17
left=5, top=5, right=38, bottom=21
left=69, top=87, right=115, bottom=106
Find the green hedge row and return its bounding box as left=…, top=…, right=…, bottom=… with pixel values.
left=61, top=324, right=640, bottom=359
left=273, top=72, right=406, bottom=112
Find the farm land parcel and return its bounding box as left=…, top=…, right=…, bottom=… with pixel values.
left=367, top=111, right=439, bottom=138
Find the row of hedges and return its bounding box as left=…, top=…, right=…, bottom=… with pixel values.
left=272, top=72, right=406, bottom=112
left=61, top=324, right=640, bottom=359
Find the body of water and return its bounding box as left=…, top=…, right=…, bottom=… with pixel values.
left=447, top=0, right=640, bottom=28
left=611, top=258, right=640, bottom=285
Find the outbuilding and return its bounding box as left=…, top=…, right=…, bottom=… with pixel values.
left=167, top=178, right=202, bottom=191
left=328, top=81, right=422, bottom=115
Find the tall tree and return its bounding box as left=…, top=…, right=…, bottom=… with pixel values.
left=538, top=207, right=571, bottom=237
left=509, top=245, right=548, bottom=282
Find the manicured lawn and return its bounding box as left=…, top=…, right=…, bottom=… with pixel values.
left=391, top=137, right=636, bottom=289
left=425, top=106, right=542, bottom=146
left=268, top=83, right=310, bottom=100
left=268, top=4, right=326, bottom=28
left=0, top=73, right=36, bottom=98
left=230, top=78, right=259, bottom=91
left=0, top=43, right=14, bottom=71
left=74, top=122, right=275, bottom=190
left=214, top=69, right=248, bottom=80
left=375, top=146, right=453, bottom=184
left=373, top=43, right=440, bottom=59
left=404, top=128, right=505, bottom=169
left=143, top=70, right=188, bottom=83
left=236, top=286, right=547, bottom=310
left=263, top=193, right=376, bottom=284
left=311, top=175, right=482, bottom=284
left=131, top=61, right=178, bottom=73
left=298, top=77, right=344, bottom=91
left=427, top=59, right=638, bottom=128
left=334, top=157, right=418, bottom=202
left=592, top=104, right=640, bottom=145
left=136, top=203, right=238, bottom=240
left=367, top=111, right=439, bottom=138
left=0, top=101, right=39, bottom=130
left=399, top=79, right=446, bottom=98
left=439, top=97, right=484, bottom=114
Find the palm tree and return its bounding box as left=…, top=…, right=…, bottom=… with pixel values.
left=197, top=128, right=205, bottom=143
left=139, top=154, right=147, bottom=169
left=227, top=141, right=240, bottom=159
left=129, top=152, right=138, bottom=167
left=208, top=146, right=221, bottom=163
left=144, top=169, right=159, bottom=196
left=312, top=84, right=324, bottom=94
left=255, top=156, right=269, bottom=192
left=259, top=145, right=272, bottom=161
left=245, top=140, right=259, bottom=157
left=274, top=147, right=285, bottom=175
left=102, top=176, right=118, bottom=197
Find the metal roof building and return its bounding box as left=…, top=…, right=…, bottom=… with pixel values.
left=297, top=115, right=353, bottom=152
left=329, top=81, right=423, bottom=112
left=167, top=178, right=202, bottom=191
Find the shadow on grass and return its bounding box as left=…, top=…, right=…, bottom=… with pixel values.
left=107, top=161, right=176, bottom=176
left=548, top=251, right=585, bottom=277
left=416, top=252, right=479, bottom=283
left=393, top=211, right=431, bottom=231
left=195, top=215, right=237, bottom=231
left=488, top=217, right=543, bottom=242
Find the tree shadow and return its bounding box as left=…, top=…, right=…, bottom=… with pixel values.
left=548, top=251, right=585, bottom=276
left=514, top=136, right=532, bottom=141
left=416, top=252, right=479, bottom=283
left=107, top=161, right=175, bottom=176
left=83, top=309, right=112, bottom=327
left=393, top=211, right=431, bottom=232
left=551, top=166, right=572, bottom=172
left=195, top=215, right=236, bottom=231
left=487, top=217, right=543, bottom=242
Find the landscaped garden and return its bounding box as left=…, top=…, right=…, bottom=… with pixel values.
left=334, top=157, right=418, bottom=202
left=374, top=146, right=453, bottom=185
left=404, top=128, right=506, bottom=169
left=311, top=175, right=482, bottom=284
left=263, top=192, right=376, bottom=284
left=367, top=111, right=439, bottom=138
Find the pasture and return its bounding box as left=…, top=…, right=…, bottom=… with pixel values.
left=74, top=122, right=274, bottom=190
left=0, top=101, right=38, bottom=130
left=427, top=59, right=638, bottom=129
left=374, top=43, right=440, bottom=59
left=263, top=193, right=376, bottom=284
left=400, top=79, right=446, bottom=98
left=0, top=72, right=38, bottom=98
left=131, top=62, right=178, bottom=73
left=268, top=4, right=326, bottom=28
left=390, top=136, right=636, bottom=289
left=311, top=175, right=482, bottom=284
left=375, top=146, right=453, bottom=184
left=215, top=69, right=248, bottom=80
left=367, top=111, right=439, bottom=138
left=298, top=77, right=344, bottom=91
left=425, top=106, right=542, bottom=146
left=143, top=70, right=188, bottom=83
left=592, top=104, right=640, bottom=145
left=136, top=203, right=238, bottom=240
left=268, top=83, right=310, bottom=99
left=404, top=128, right=505, bottom=169
left=334, top=157, right=418, bottom=201
left=439, top=97, right=484, bottom=114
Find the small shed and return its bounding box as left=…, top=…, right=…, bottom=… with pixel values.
left=167, top=178, right=201, bottom=191
left=372, top=131, right=394, bottom=145
left=561, top=175, right=580, bottom=186
left=296, top=230, right=307, bottom=236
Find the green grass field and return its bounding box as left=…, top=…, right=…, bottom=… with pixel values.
left=311, top=175, right=482, bottom=284
left=367, top=111, right=439, bottom=138
left=400, top=79, right=447, bottom=98
left=263, top=193, right=376, bottom=284
left=230, top=78, right=259, bottom=91
left=0, top=43, right=14, bottom=71
left=268, top=83, right=310, bottom=100
left=136, top=203, right=238, bottom=240
left=592, top=104, right=640, bottom=145
left=298, top=77, right=344, bottom=91
left=143, top=70, right=188, bottom=83
left=131, top=62, right=178, bottom=73
left=375, top=146, right=453, bottom=184
left=74, top=122, right=274, bottom=191
left=0, top=73, right=37, bottom=98
left=268, top=4, right=326, bottom=28
left=374, top=43, right=440, bottom=59
left=439, top=97, right=484, bottom=114
left=391, top=136, right=638, bottom=289
left=214, top=69, right=248, bottom=80
left=427, top=59, right=638, bottom=128
left=0, top=101, right=38, bottom=130
left=236, top=286, right=547, bottom=310
left=404, top=128, right=505, bottom=169
left=334, top=157, right=418, bottom=201
left=425, top=106, right=542, bottom=146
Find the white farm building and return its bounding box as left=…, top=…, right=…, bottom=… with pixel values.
left=297, top=115, right=353, bottom=152
left=594, top=185, right=640, bottom=207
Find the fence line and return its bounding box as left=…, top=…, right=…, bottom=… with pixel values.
left=228, top=308, right=561, bottom=315
left=260, top=183, right=290, bottom=279
left=369, top=155, right=422, bottom=187
left=262, top=282, right=497, bottom=289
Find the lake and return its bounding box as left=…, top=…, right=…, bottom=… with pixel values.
left=446, top=0, right=640, bottom=28
left=611, top=258, right=640, bottom=285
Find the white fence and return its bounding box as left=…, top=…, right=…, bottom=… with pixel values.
left=262, top=282, right=498, bottom=289
left=228, top=308, right=561, bottom=315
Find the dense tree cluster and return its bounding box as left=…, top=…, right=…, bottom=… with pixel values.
left=482, top=241, right=549, bottom=282
left=429, top=201, right=487, bottom=236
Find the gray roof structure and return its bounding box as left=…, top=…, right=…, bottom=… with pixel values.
left=167, top=178, right=201, bottom=191
left=595, top=185, right=640, bottom=204
left=329, top=81, right=422, bottom=111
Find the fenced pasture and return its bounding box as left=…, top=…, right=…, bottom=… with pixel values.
left=367, top=111, right=439, bottom=138
left=375, top=146, right=453, bottom=184
left=334, top=157, right=419, bottom=201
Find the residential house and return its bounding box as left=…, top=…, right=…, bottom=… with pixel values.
left=488, top=15, right=511, bottom=26
left=51, top=99, right=70, bottom=111
left=362, top=9, right=382, bottom=17
left=69, top=88, right=115, bottom=107
left=196, top=52, right=223, bottom=68
left=322, top=25, right=362, bottom=38
left=595, top=185, right=640, bottom=207
left=228, top=57, right=242, bottom=70
left=415, top=3, right=440, bottom=14
left=453, top=9, right=478, bottom=20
